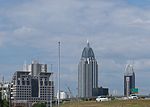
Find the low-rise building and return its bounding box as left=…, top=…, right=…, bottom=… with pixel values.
left=0, top=82, right=10, bottom=100
left=10, top=61, right=54, bottom=107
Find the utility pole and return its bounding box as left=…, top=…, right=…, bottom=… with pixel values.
left=51, top=64, right=53, bottom=107
left=58, top=42, right=60, bottom=107
left=2, top=76, right=4, bottom=100
left=9, top=83, right=11, bottom=107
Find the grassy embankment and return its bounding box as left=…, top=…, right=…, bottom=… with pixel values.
left=60, top=100, right=150, bottom=107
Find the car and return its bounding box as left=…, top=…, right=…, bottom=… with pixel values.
left=128, top=94, right=138, bottom=99
left=96, top=96, right=109, bottom=102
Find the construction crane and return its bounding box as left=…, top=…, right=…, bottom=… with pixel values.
left=67, top=86, right=73, bottom=99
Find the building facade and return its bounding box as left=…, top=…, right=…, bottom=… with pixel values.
left=10, top=61, right=54, bottom=107
left=78, top=42, right=98, bottom=98
left=0, top=82, right=9, bottom=100
left=124, top=64, right=135, bottom=96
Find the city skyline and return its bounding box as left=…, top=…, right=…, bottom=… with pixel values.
left=1, top=0, right=150, bottom=95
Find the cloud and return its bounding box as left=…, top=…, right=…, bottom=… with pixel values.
left=130, top=18, right=150, bottom=27
left=1, top=0, right=150, bottom=95
left=134, top=59, right=150, bottom=72
left=14, top=26, right=33, bottom=36
left=0, top=32, right=6, bottom=46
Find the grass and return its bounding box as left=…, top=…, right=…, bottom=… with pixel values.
left=59, top=99, right=150, bottom=107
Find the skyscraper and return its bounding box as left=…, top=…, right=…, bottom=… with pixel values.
left=78, top=42, right=98, bottom=98
left=124, top=64, right=135, bottom=96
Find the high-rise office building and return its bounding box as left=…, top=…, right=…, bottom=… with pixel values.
left=78, top=42, right=98, bottom=98
left=124, top=64, right=135, bottom=96
left=10, top=61, right=54, bottom=107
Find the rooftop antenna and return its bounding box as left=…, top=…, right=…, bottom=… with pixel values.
left=51, top=64, right=53, bottom=72
left=132, top=59, right=135, bottom=67
left=23, top=60, right=27, bottom=71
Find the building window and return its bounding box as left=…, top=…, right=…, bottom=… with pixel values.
left=17, top=80, right=20, bottom=85
left=22, top=81, right=25, bottom=85
left=40, top=81, right=43, bottom=86
left=45, top=81, right=47, bottom=86
left=27, top=81, right=30, bottom=85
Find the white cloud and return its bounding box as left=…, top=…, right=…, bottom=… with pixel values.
left=131, top=18, right=150, bottom=25
left=1, top=0, right=150, bottom=95
left=134, top=59, right=150, bottom=71
left=0, top=32, right=6, bottom=46
left=14, top=26, right=33, bottom=35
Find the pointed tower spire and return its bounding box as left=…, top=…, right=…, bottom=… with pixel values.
left=81, top=41, right=95, bottom=59
left=87, top=40, right=90, bottom=47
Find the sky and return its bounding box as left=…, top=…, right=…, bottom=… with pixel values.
left=1, top=0, right=150, bottom=96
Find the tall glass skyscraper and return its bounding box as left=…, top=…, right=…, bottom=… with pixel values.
left=78, top=42, right=98, bottom=98
left=124, top=64, right=135, bottom=96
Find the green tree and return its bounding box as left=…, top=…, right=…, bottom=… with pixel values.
left=0, top=92, right=2, bottom=107
left=1, top=99, right=9, bottom=107
left=32, top=102, right=46, bottom=107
